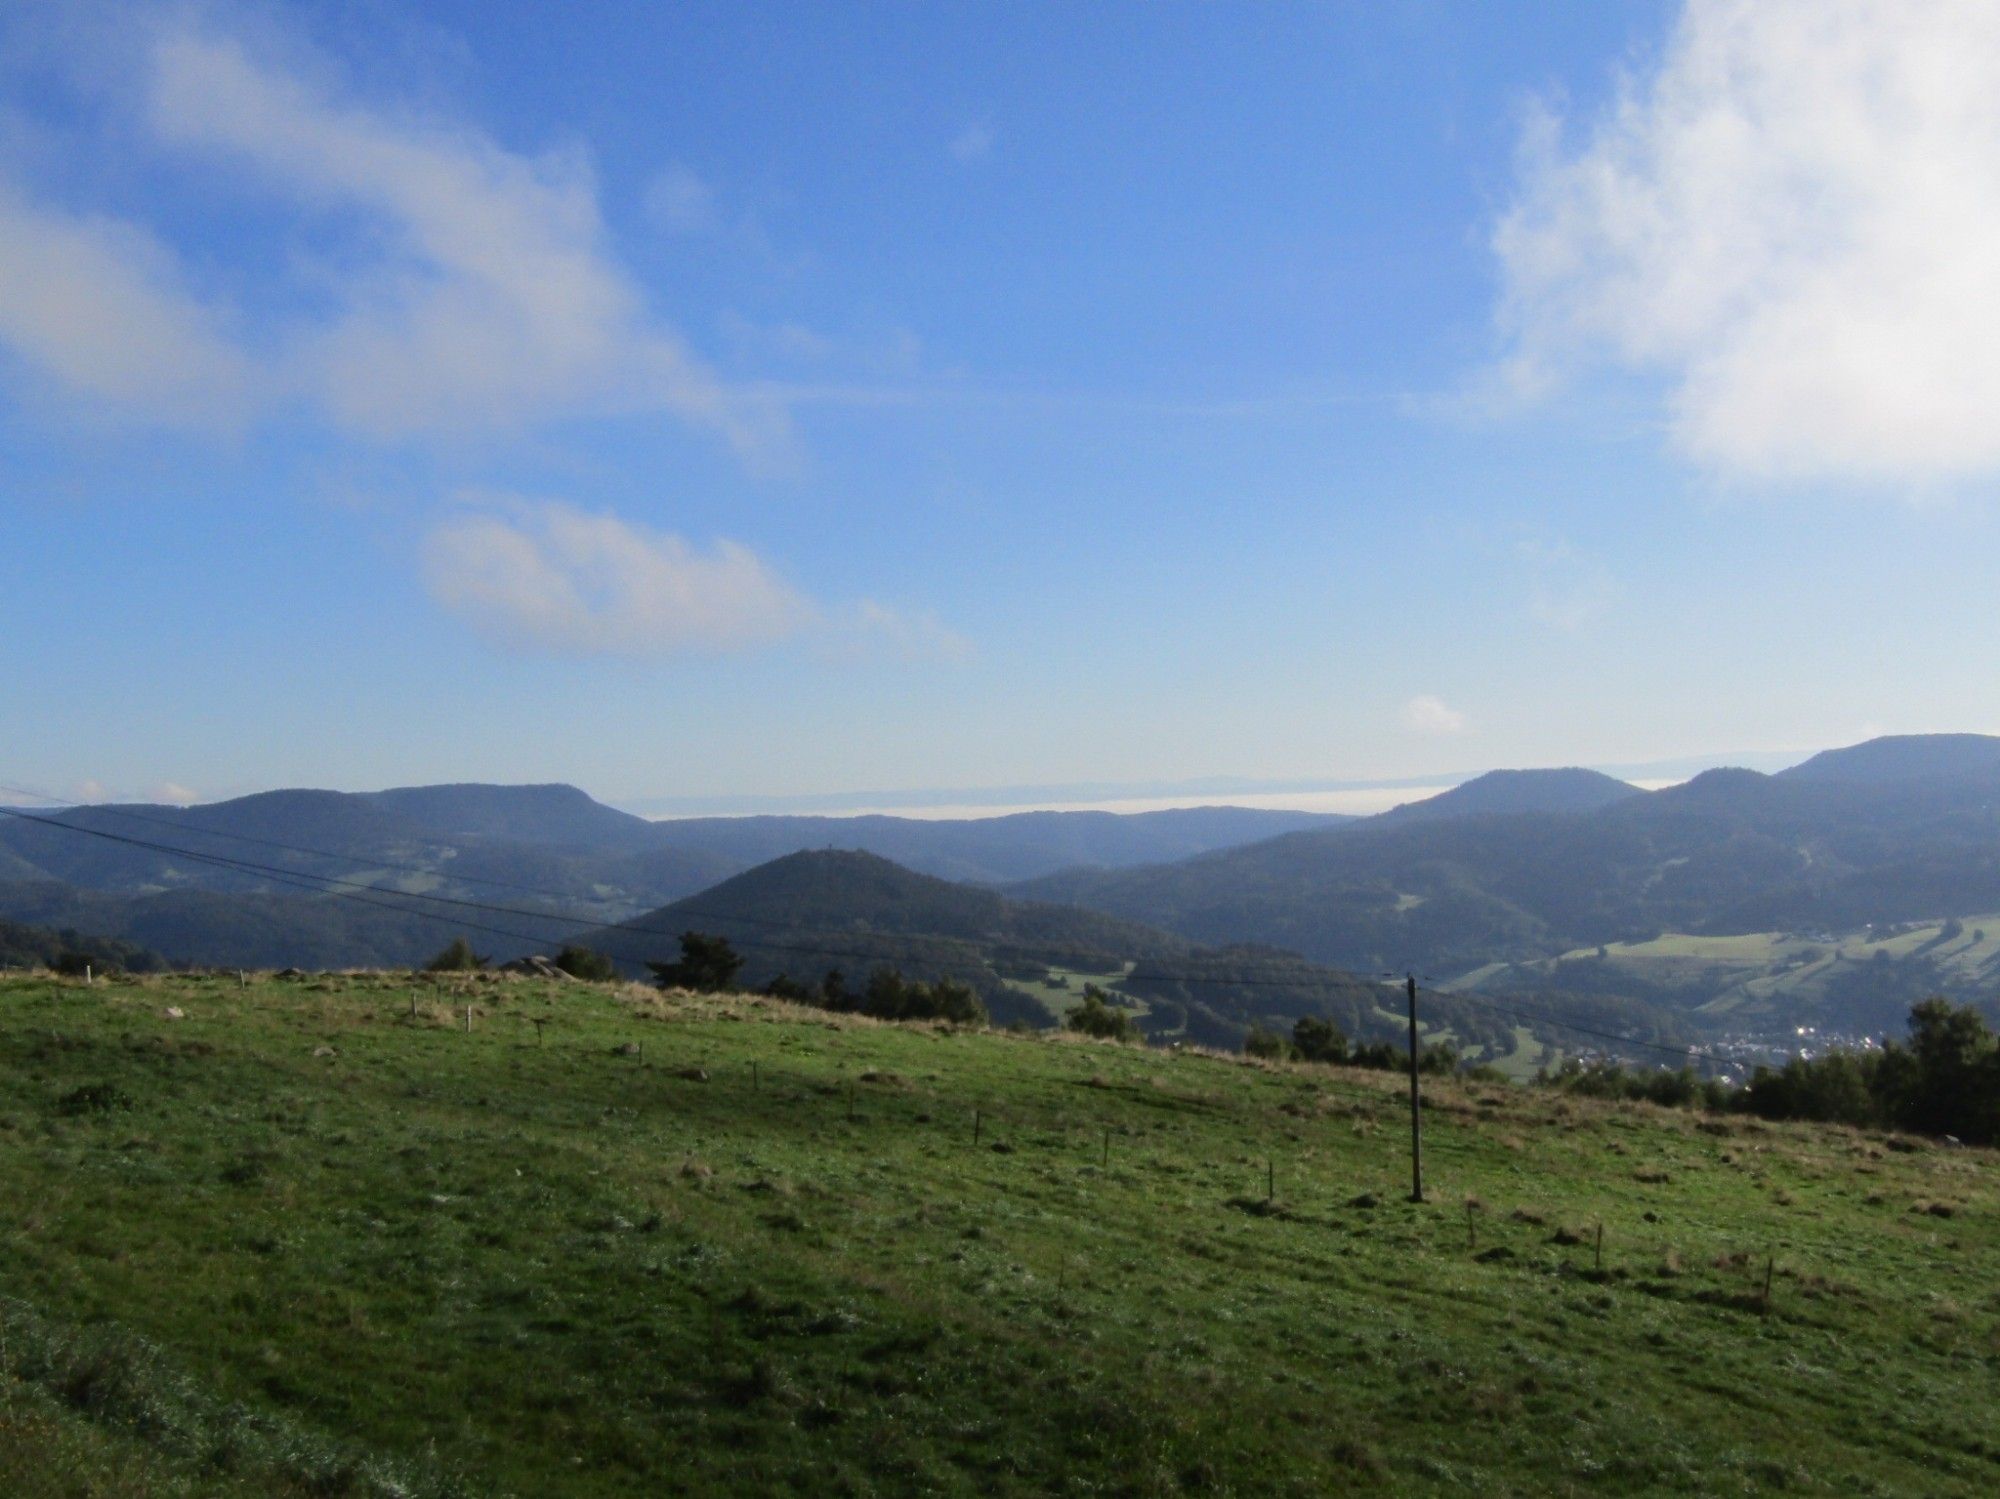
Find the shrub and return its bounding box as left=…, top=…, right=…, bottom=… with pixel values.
left=1066, top=986, right=1140, bottom=1042
left=1292, top=1015, right=1349, bottom=1064
left=1243, top=1025, right=1291, bottom=1061
left=552, top=944, right=618, bottom=982
left=424, top=937, right=489, bottom=973
left=855, top=967, right=988, bottom=1024
left=647, top=932, right=745, bottom=993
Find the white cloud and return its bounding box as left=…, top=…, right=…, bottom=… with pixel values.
left=1401, top=694, right=1467, bottom=735
left=643, top=163, right=720, bottom=235
left=422, top=498, right=967, bottom=662
left=718, top=312, right=838, bottom=366
left=143, top=29, right=775, bottom=449
left=1517, top=537, right=1613, bottom=631
left=151, top=781, right=199, bottom=806
left=840, top=600, right=974, bottom=664
left=0, top=19, right=781, bottom=454
left=949, top=123, right=995, bottom=163
left=0, top=178, right=254, bottom=425
left=423, top=500, right=811, bottom=656
left=1495, top=0, right=2000, bottom=485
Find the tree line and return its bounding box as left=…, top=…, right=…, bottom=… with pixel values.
left=1542, top=997, right=2000, bottom=1144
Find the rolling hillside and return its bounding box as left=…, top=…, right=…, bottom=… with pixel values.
left=1017, top=736, right=2000, bottom=1028
left=588, top=850, right=1570, bottom=1061
left=0, top=789, right=1346, bottom=899
left=1373, top=766, right=1641, bottom=823
left=1, top=970, right=1993, bottom=1495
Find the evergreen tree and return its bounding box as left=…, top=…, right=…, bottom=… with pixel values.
left=647, top=932, right=745, bottom=993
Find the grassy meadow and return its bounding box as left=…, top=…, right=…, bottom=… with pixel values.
left=1, top=970, right=1997, bottom=1495
left=1455, top=914, right=2000, bottom=1028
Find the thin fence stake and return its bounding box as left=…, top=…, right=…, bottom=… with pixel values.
left=464, top=1003, right=472, bottom=1034
left=973, top=1109, right=982, bottom=1146
left=1467, top=1201, right=1477, bottom=1250
left=1267, top=1158, right=1275, bottom=1203
left=1101, top=1128, right=1110, bottom=1168
left=1594, top=1223, right=1604, bottom=1272
left=1763, top=1254, right=1775, bottom=1308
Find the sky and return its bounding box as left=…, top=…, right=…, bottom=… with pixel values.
left=5, top=0, right=2000, bottom=816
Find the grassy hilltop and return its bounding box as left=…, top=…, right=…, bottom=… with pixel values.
left=1, top=973, right=1997, bottom=1496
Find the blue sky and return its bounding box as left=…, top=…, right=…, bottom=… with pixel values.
left=5, top=0, right=1997, bottom=814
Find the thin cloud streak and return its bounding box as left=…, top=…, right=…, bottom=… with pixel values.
left=423, top=497, right=967, bottom=663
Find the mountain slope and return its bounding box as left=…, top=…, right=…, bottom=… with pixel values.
left=0, top=881, right=481, bottom=970
left=592, top=850, right=1192, bottom=979
left=1777, top=733, right=2000, bottom=784
left=1015, top=738, right=2000, bottom=998
left=647, top=804, right=1351, bottom=884
left=362, top=782, right=664, bottom=849
left=0, top=790, right=1346, bottom=909
left=1377, top=767, right=1640, bottom=823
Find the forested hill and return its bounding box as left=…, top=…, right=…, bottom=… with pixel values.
left=1775, top=732, right=2000, bottom=784
left=588, top=849, right=1194, bottom=1017
left=1013, top=735, right=2000, bottom=985
left=0, top=916, right=166, bottom=973
left=1373, top=766, right=1640, bottom=824
left=585, top=850, right=1554, bottom=1058
left=636, top=804, right=1351, bottom=883
left=0, top=787, right=1347, bottom=916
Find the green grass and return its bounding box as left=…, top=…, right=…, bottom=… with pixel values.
left=2, top=971, right=1998, bottom=1495
left=1491, top=915, right=2000, bottom=1021
left=1010, top=964, right=1139, bottom=1020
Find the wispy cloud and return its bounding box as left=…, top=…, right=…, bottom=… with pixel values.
left=1495, top=0, right=2000, bottom=486
left=1401, top=694, right=1467, bottom=735
left=1517, top=537, right=1613, bottom=631
left=0, top=17, right=782, bottom=456
left=424, top=497, right=967, bottom=662
left=949, top=123, right=995, bottom=163
left=642, top=162, right=721, bottom=235
left=147, top=28, right=778, bottom=451
left=838, top=600, right=973, bottom=664
left=0, top=177, right=255, bottom=426
left=423, top=500, right=812, bottom=656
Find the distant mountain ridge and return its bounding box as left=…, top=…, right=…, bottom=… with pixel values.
left=10, top=734, right=2000, bottom=1006
left=1015, top=735, right=2000, bottom=1003
left=595, top=848, right=1192, bottom=965
left=1776, top=733, right=2000, bottom=784
left=1375, top=767, right=1640, bottom=824
left=0, top=786, right=1349, bottom=968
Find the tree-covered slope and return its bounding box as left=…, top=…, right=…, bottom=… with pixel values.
left=1017, top=738, right=2000, bottom=990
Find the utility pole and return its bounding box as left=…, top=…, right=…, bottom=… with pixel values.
left=1406, top=972, right=1424, bottom=1204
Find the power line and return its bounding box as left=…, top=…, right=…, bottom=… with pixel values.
left=0, top=781, right=667, bottom=904
left=0, top=804, right=1239, bottom=984
left=0, top=798, right=1729, bottom=1065
left=0, top=796, right=1394, bottom=993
